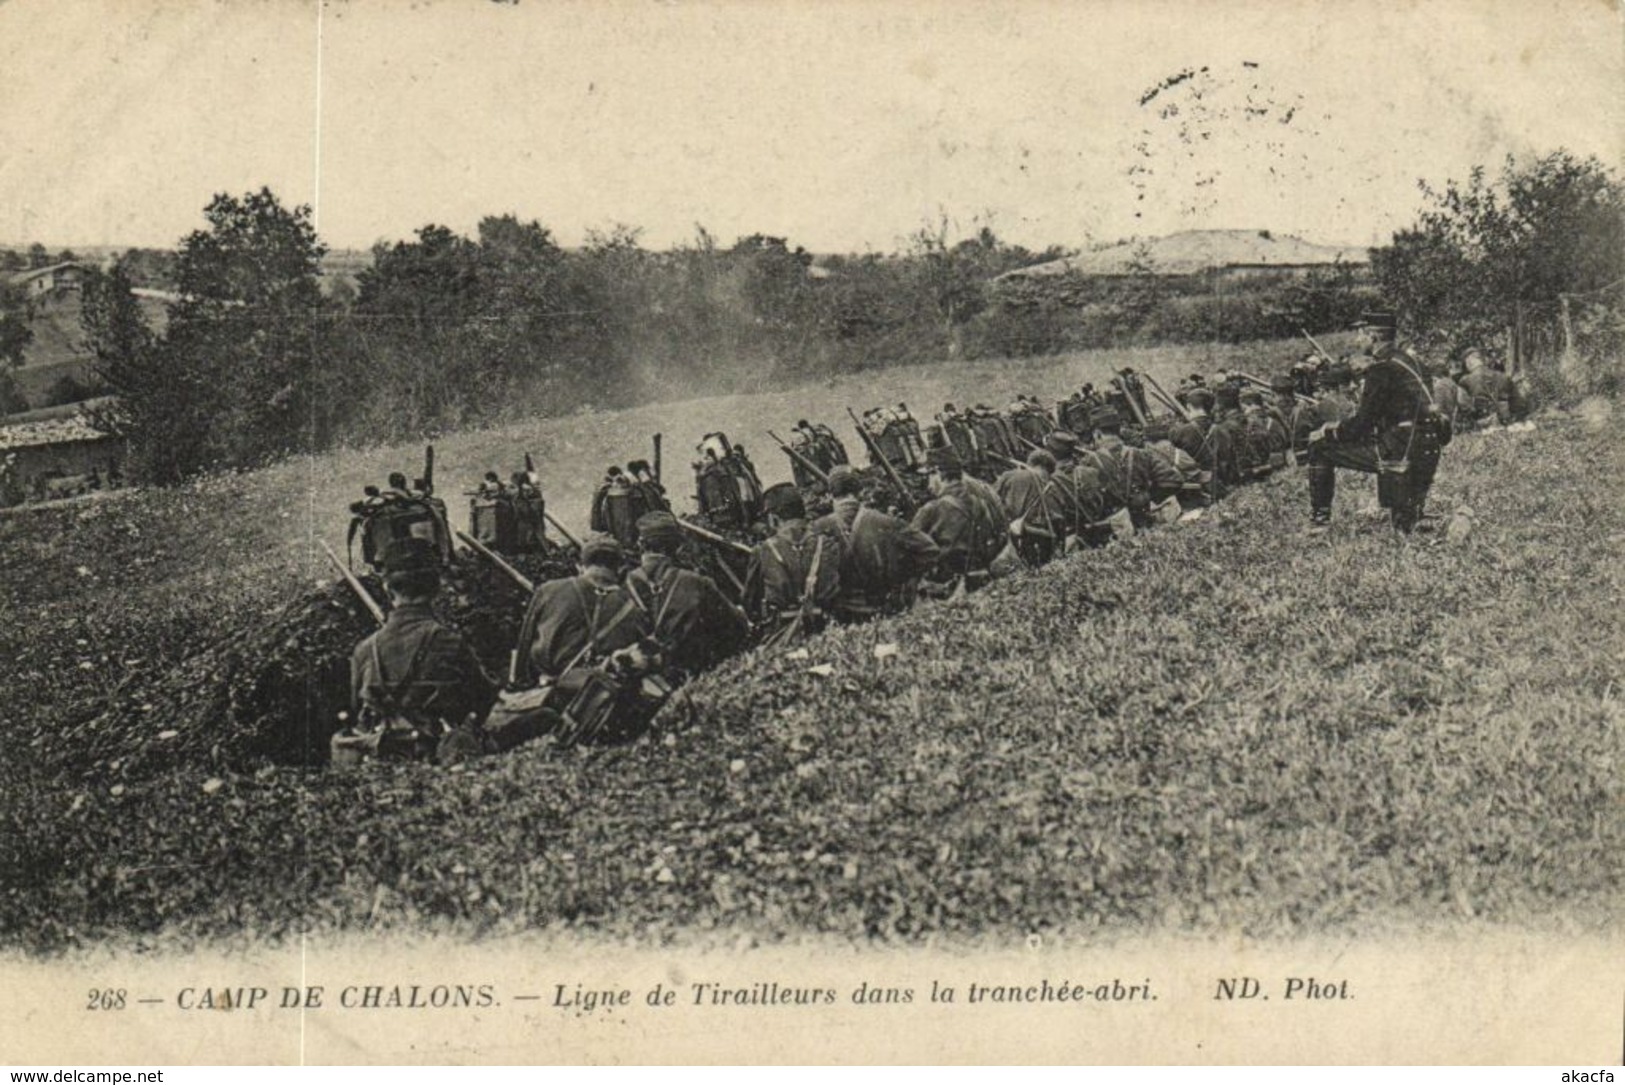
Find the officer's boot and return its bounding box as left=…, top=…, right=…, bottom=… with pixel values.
left=1308, top=464, right=1335, bottom=528
left=1376, top=471, right=1397, bottom=511
left=1387, top=475, right=1417, bottom=533
left=1402, top=479, right=1435, bottom=533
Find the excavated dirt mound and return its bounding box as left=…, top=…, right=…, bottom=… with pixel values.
left=51, top=548, right=578, bottom=782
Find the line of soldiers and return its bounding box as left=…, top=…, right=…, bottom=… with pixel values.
left=344, top=307, right=1470, bottom=763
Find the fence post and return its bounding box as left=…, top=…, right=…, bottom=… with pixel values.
left=1558, top=293, right=1581, bottom=390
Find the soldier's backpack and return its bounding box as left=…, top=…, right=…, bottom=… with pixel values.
left=1058, top=385, right=1104, bottom=437
left=962, top=404, right=1014, bottom=461
left=934, top=407, right=984, bottom=471
left=348, top=490, right=453, bottom=572
left=470, top=475, right=548, bottom=553
left=787, top=425, right=846, bottom=490
left=694, top=433, right=765, bottom=531
left=1006, top=397, right=1054, bottom=448
left=862, top=406, right=927, bottom=471
left=592, top=472, right=659, bottom=549
left=790, top=422, right=849, bottom=480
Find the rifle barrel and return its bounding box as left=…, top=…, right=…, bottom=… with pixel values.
left=1138, top=371, right=1193, bottom=423
left=455, top=530, right=536, bottom=593
left=1300, top=328, right=1337, bottom=365
left=768, top=429, right=830, bottom=484
left=846, top=407, right=918, bottom=515
left=677, top=517, right=755, bottom=556
left=541, top=509, right=581, bottom=549
left=319, top=540, right=386, bottom=625
left=1237, top=370, right=1316, bottom=407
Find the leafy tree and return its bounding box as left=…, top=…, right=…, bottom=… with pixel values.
left=93, top=189, right=332, bottom=479
left=166, top=187, right=331, bottom=464
left=1371, top=151, right=1624, bottom=388
left=1117, top=242, right=1165, bottom=336
left=0, top=279, right=31, bottom=369
left=908, top=219, right=1053, bottom=357
left=0, top=372, right=27, bottom=416
left=1267, top=259, right=1369, bottom=339
left=82, top=262, right=201, bottom=482
left=26, top=243, right=49, bottom=269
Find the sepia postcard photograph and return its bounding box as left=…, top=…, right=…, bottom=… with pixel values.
left=0, top=0, right=1620, bottom=1067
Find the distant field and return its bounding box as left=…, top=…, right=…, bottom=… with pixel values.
left=2, top=337, right=1615, bottom=951
left=8, top=291, right=167, bottom=405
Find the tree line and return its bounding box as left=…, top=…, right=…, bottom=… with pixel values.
left=71, top=149, right=1621, bottom=484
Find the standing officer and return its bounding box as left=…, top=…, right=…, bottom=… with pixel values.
left=1306, top=310, right=1448, bottom=533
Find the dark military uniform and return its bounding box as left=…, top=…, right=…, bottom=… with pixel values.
left=1290, top=385, right=1356, bottom=464
left=1166, top=414, right=1207, bottom=463
left=994, top=462, right=1065, bottom=565
left=1459, top=367, right=1513, bottom=426
left=514, top=568, right=650, bottom=687
left=1242, top=400, right=1290, bottom=474
left=1209, top=398, right=1260, bottom=485
left=1308, top=332, right=1446, bottom=532
left=350, top=602, right=497, bottom=732
left=911, top=477, right=1008, bottom=583
left=743, top=519, right=842, bottom=639
left=626, top=552, right=750, bottom=678
left=812, top=494, right=940, bottom=620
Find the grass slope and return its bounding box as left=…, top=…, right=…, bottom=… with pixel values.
left=1, top=380, right=1618, bottom=952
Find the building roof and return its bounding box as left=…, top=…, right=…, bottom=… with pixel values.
left=999, top=230, right=1369, bottom=280
left=0, top=398, right=118, bottom=451
left=9, top=261, right=88, bottom=286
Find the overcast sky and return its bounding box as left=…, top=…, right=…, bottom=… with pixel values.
left=1, top=0, right=1619, bottom=254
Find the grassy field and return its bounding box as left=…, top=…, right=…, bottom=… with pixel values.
left=0, top=338, right=1618, bottom=952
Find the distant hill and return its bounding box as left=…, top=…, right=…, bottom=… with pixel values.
left=1002, top=229, right=1369, bottom=279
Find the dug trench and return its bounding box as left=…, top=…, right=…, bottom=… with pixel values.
left=32, top=549, right=577, bottom=781
left=0, top=407, right=1619, bottom=950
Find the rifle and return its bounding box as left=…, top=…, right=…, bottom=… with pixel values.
left=542, top=509, right=581, bottom=550
left=320, top=540, right=386, bottom=625
left=1137, top=371, right=1193, bottom=422
left=1111, top=373, right=1151, bottom=427
left=1236, top=369, right=1315, bottom=407
left=675, top=519, right=748, bottom=595
left=767, top=429, right=830, bottom=484
left=1300, top=328, right=1337, bottom=366
left=416, top=444, right=435, bottom=496
left=676, top=517, right=754, bottom=556
left=846, top=407, right=918, bottom=516
left=652, top=433, right=662, bottom=486
left=455, top=529, right=535, bottom=593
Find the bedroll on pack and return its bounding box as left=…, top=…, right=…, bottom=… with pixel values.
left=350, top=492, right=454, bottom=571
left=592, top=474, right=662, bottom=550
left=1006, top=398, right=1054, bottom=447
left=694, top=432, right=765, bottom=532
left=795, top=423, right=848, bottom=469
left=934, top=408, right=984, bottom=469
left=862, top=405, right=926, bottom=471
left=968, top=406, right=1018, bottom=460
left=470, top=477, right=548, bottom=554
